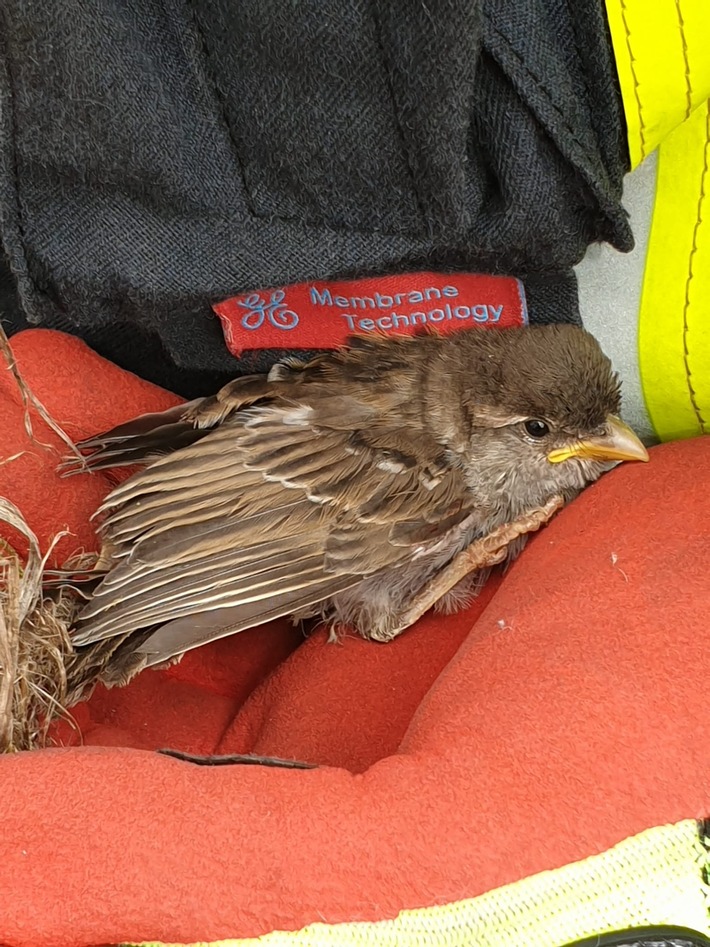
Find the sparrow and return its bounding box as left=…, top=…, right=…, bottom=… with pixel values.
left=55, top=325, right=648, bottom=689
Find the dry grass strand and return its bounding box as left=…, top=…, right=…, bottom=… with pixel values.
left=0, top=498, right=83, bottom=752
left=0, top=321, right=82, bottom=460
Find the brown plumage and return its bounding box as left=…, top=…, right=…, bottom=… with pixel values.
left=54, top=326, right=648, bottom=689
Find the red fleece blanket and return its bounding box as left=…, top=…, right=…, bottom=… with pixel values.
left=0, top=329, right=708, bottom=947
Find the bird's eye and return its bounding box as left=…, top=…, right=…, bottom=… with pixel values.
left=524, top=419, right=550, bottom=439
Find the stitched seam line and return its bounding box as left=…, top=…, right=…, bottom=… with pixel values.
left=367, top=0, right=429, bottom=233
left=681, top=100, right=710, bottom=433
left=563, top=0, right=595, bottom=135
left=0, top=10, right=34, bottom=288
left=185, top=0, right=258, bottom=219
left=674, top=0, right=693, bottom=120
left=618, top=0, right=647, bottom=159
left=484, top=21, right=604, bottom=177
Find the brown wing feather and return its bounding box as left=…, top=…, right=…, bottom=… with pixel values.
left=135, top=576, right=357, bottom=668
left=63, top=336, right=482, bottom=666
left=70, top=393, right=474, bottom=664
left=59, top=374, right=279, bottom=475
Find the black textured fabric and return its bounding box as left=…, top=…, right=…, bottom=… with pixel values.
left=0, top=0, right=631, bottom=394
left=564, top=929, right=710, bottom=947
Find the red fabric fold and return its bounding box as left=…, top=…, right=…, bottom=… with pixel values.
left=0, top=329, right=708, bottom=947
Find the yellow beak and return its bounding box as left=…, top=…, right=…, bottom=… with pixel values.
left=547, top=415, right=650, bottom=465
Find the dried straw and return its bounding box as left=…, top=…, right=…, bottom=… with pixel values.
left=0, top=499, right=86, bottom=752
left=0, top=321, right=99, bottom=750
left=0, top=321, right=82, bottom=460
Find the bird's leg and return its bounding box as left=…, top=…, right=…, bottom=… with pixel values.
left=373, top=494, right=565, bottom=641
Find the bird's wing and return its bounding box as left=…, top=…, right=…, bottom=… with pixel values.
left=58, top=375, right=276, bottom=474
left=71, top=398, right=474, bottom=668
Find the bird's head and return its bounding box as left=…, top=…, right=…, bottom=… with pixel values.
left=457, top=324, right=649, bottom=512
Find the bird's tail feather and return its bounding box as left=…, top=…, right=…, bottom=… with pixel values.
left=57, top=401, right=206, bottom=476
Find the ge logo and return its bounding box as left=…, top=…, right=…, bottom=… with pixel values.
left=237, top=290, right=299, bottom=331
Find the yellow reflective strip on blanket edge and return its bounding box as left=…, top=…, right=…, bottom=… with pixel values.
left=638, top=102, right=710, bottom=441
left=132, top=818, right=710, bottom=947
left=602, top=0, right=710, bottom=442
left=604, top=0, right=710, bottom=168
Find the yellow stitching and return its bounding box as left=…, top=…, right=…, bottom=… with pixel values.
left=619, top=0, right=647, bottom=159
left=673, top=0, right=693, bottom=120
left=681, top=100, right=710, bottom=434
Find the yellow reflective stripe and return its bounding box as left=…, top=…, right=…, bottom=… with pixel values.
left=604, top=0, right=710, bottom=168
left=135, top=819, right=710, bottom=947
left=639, top=101, right=710, bottom=441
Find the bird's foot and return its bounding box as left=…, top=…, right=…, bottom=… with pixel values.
left=383, top=495, right=565, bottom=639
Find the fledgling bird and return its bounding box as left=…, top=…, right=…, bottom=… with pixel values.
left=56, top=325, right=648, bottom=688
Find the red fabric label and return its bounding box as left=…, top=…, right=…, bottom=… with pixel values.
left=213, top=271, right=527, bottom=356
